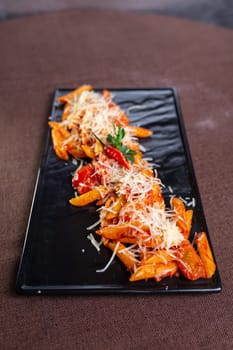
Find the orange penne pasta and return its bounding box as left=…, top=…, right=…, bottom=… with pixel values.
left=154, top=262, right=179, bottom=282
left=175, top=240, right=206, bottom=280
left=126, top=125, right=153, bottom=138
left=104, top=240, right=137, bottom=271
left=96, top=224, right=132, bottom=240
left=57, top=84, right=93, bottom=103
left=130, top=261, right=178, bottom=282
left=61, top=102, right=71, bottom=121
left=50, top=128, right=69, bottom=160
left=105, top=195, right=126, bottom=220
left=129, top=264, right=156, bottom=282
left=69, top=187, right=106, bottom=207
left=195, top=232, right=216, bottom=278
left=81, top=144, right=96, bottom=159
left=170, top=197, right=186, bottom=219
left=117, top=237, right=137, bottom=244
left=185, top=209, right=193, bottom=239
left=170, top=197, right=191, bottom=238
left=139, top=250, right=173, bottom=266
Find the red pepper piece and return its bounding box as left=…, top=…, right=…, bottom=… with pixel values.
left=72, top=164, right=98, bottom=194
left=105, top=146, right=131, bottom=169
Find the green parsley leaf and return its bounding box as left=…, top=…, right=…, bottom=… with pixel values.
left=106, top=125, right=137, bottom=162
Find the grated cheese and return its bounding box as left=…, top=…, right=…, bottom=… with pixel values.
left=86, top=219, right=101, bottom=231
left=87, top=233, right=102, bottom=252
left=96, top=242, right=120, bottom=272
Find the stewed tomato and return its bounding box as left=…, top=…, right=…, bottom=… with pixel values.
left=72, top=164, right=98, bottom=194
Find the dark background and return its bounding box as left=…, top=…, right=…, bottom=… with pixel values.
left=0, top=0, right=233, bottom=29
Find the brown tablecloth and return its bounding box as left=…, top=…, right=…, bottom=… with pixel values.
left=0, top=9, right=233, bottom=349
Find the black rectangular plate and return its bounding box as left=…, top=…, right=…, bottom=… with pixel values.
left=16, top=88, right=222, bottom=295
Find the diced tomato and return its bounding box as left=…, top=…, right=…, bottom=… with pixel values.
left=72, top=164, right=98, bottom=194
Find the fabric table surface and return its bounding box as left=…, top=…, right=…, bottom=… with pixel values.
left=0, top=9, right=233, bottom=350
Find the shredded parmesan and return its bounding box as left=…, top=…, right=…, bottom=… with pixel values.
left=87, top=233, right=102, bottom=252
left=96, top=242, right=120, bottom=272
left=86, top=219, right=101, bottom=231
